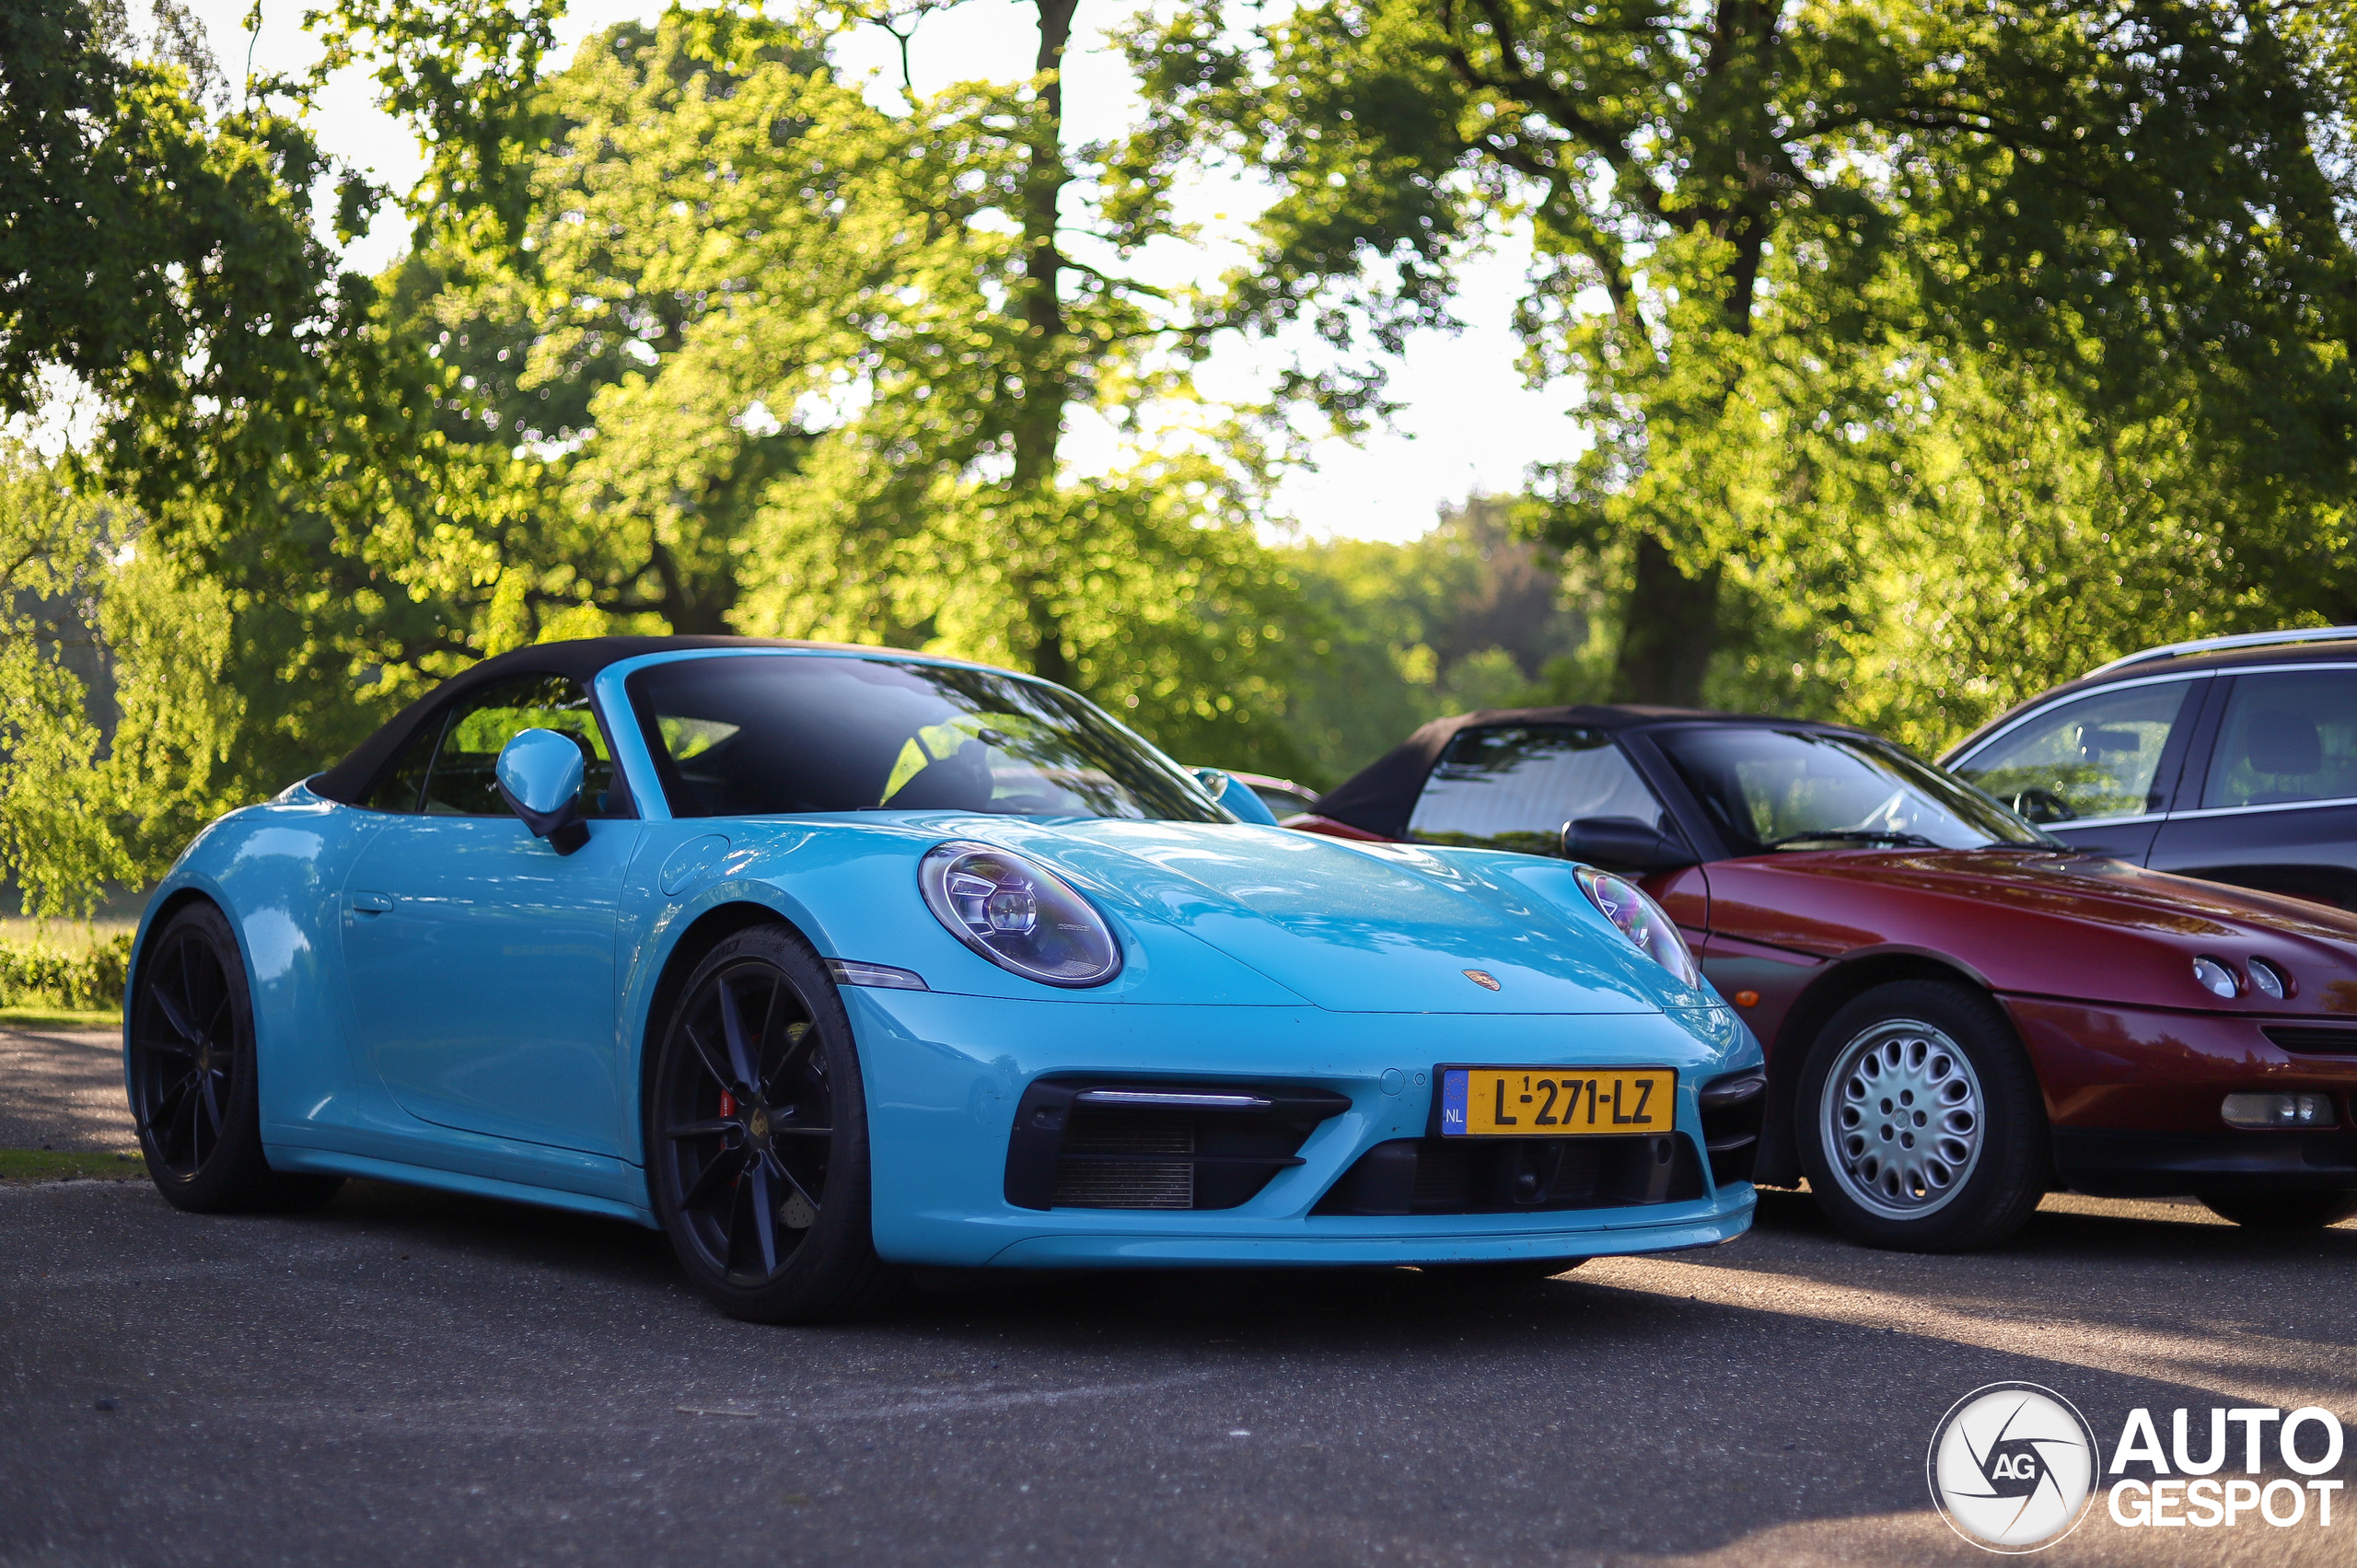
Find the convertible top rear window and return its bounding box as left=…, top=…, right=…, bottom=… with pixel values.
left=1406, top=726, right=1660, bottom=856
left=625, top=655, right=1225, bottom=822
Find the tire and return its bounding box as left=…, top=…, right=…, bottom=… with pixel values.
left=1425, top=1259, right=1587, bottom=1286
left=2198, top=1191, right=2357, bottom=1229
left=1795, top=980, right=2048, bottom=1252
left=127, top=901, right=343, bottom=1213
left=645, top=926, right=903, bottom=1322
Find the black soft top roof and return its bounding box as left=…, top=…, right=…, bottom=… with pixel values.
left=1310, top=703, right=1860, bottom=840
left=308, top=635, right=949, bottom=805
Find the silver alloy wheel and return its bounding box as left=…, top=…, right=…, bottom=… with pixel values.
left=1819, top=1017, right=1985, bottom=1220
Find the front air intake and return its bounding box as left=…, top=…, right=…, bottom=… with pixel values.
left=2264, top=1025, right=2357, bottom=1056
left=1698, top=1069, right=1767, bottom=1186
left=1312, top=1132, right=1707, bottom=1216
left=1004, top=1080, right=1351, bottom=1212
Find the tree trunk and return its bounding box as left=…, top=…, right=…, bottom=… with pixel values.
left=1610, top=530, right=1722, bottom=705
left=1013, top=0, right=1078, bottom=687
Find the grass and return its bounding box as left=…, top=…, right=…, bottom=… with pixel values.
left=0, top=918, right=137, bottom=954
left=0, top=1006, right=121, bottom=1030
left=0, top=1148, right=145, bottom=1184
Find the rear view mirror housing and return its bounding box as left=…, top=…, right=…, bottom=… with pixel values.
left=1559, top=816, right=1699, bottom=876
left=495, top=728, right=590, bottom=854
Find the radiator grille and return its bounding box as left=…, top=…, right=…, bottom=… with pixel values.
left=1004, top=1081, right=1351, bottom=1212
left=1049, top=1111, right=1196, bottom=1209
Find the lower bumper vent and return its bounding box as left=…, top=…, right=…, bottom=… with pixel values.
left=1005, top=1080, right=1352, bottom=1212
left=2264, top=1025, right=2357, bottom=1055
left=1699, top=1070, right=1767, bottom=1186
left=1313, top=1132, right=1706, bottom=1216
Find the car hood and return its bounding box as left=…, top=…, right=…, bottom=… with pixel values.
left=1704, top=847, right=2357, bottom=1009
left=963, top=818, right=1707, bottom=1015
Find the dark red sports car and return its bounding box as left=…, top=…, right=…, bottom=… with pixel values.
left=1293, top=705, right=2357, bottom=1250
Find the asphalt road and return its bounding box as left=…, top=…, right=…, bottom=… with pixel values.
left=0, top=1025, right=134, bottom=1154
left=5, top=1028, right=2354, bottom=1566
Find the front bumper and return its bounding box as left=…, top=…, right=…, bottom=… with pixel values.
left=2052, top=1129, right=2357, bottom=1198
left=842, top=987, right=1759, bottom=1268
left=2005, top=995, right=2357, bottom=1194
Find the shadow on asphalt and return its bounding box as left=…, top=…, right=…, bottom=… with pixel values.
left=16, top=1174, right=2350, bottom=1564
left=253, top=1172, right=2357, bottom=1352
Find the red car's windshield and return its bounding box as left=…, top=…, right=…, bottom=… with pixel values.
left=1655, top=726, right=2053, bottom=854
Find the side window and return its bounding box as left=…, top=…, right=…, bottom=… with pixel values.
left=420, top=674, right=621, bottom=818
left=1407, top=726, right=1662, bottom=856
left=1952, top=681, right=2194, bottom=823
left=361, top=726, right=437, bottom=813
left=2201, top=669, right=2357, bottom=809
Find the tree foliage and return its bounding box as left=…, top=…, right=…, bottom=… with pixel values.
left=1124, top=0, right=2357, bottom=706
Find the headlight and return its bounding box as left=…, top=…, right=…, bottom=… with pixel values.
left=919, top=842, right=1122, bottom=987
left=1574, top=865, right=1701, bottom=988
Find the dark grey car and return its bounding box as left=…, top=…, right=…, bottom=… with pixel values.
left=1944, top=628, right=2357, bottom=910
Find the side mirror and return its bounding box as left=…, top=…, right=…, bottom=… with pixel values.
left=1560, top=815, right=1697, bottom=875
left=495, top=728, right=590, bottom=854
left=1190, top=766, right=1280, bottom=826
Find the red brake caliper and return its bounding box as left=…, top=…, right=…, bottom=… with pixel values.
left=717, top=1089, right=740, bottom=1185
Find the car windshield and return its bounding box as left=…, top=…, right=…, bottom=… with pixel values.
left=1654, top=726, right=2053, bottom=854
left=625, top=655, right=1226, bottom=822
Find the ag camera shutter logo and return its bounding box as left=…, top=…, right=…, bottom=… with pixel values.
left=1927, top=1382, right=2099, bottom=1552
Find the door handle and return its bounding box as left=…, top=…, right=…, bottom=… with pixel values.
left=351, top=890, right=395, bottom=914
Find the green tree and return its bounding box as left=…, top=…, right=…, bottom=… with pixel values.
left=0, top=443, right=241, bottom=914
left=399, top=4, right=1315, bottom=770
left=1126, top=0, right=2357, bottom=706
left=1279, top=496, right=1599, bottom=782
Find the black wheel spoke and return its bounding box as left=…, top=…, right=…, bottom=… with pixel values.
left=770, top=1123, right=832, bottom=1138
left=680, top=1144, right=749, bottom=1213
left=680, top=1022, right=734, bottom=1094
left=196, top=1071, right=225, bottom=1155
left=748, top=976, right=783, bottom=1087
left=723, top=1165, right=758, bottom=1273
left=742, top=1156, right=781, bottom=1276
left=715, top=978, right=761, bottom=1090
left=772, top=1156, right=820, bottom=1215
left=759, top=1019, right=817, bottom=1103
left=667, top=1119, right=738, bottom=1141
left=150, top=977, right=200, bottom=1047
left=166, top=1084, right=201, bottom=1166
left=175, top=936, right=210, bottom=1040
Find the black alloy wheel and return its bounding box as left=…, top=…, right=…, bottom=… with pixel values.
left=647, top=926, right=901, bottom=1322
left=2198, top=1190, right=2357, bottom=1229
left=128, top=901, right=342, bottom=1212
left=1795, top=979, right=2049, bottom=1253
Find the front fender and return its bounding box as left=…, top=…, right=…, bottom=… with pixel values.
left=127, top=790, right=383, bottom=1128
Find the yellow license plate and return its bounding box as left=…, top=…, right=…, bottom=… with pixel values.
left=1439, top=1067, right=1676, bottom=1137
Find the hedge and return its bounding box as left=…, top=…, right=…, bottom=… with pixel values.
left=0, top=934, right=134, bottom=1011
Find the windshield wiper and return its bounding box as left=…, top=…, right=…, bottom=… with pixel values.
left=1760, top=829, right=1941, bottom=851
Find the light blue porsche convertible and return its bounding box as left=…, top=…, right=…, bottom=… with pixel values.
left=125, top=638, right=1763, bottom=1319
